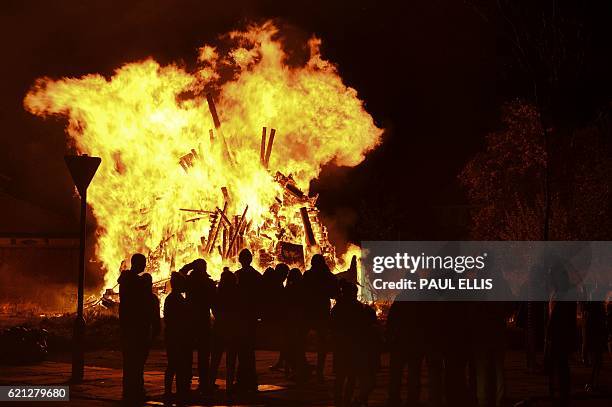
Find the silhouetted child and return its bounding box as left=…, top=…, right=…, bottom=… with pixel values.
left=209, top=268, right=241, bottom=396
left=164, top=272, right=191, bottom=404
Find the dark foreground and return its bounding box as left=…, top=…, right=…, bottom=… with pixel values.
left=1, top=350, right=612, bottom=406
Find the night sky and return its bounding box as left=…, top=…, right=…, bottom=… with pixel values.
left=2, top=0, right=608, bottom=248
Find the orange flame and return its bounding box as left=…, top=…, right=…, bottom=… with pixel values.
left=24, top=21, right=381, bottom=287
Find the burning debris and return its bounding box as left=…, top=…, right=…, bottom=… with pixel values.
left=24, top=21, right=383, bottom=288
left=165, top=92, right=338, bottom=273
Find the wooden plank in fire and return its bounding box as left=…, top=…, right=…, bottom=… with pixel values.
left=179, top=158, right=189, bottom=171
left=206, top=93, right=236, bottom=166
left=206, top=93, right=221, bottom=128
left=232, top=215, right=238, bottom=257
left=225, top=205, right=249, bottom=258
left=275, top=171, right=305, bottom=199
left=179, top=149, right=199, bottom=171
left=264, top=128, right=276, bottom=169
left=300, top=207, right=316, bottom=247
left=284, top=182, right=305, bottom=199
left=228, top=224, right=235, bottom=258
left=203, top=213, right=217, bottom=253
left=207, top=202, right=227, bottom=254
left=216, top=206, right=233, bottom=228
left=235, top=215, right=242, bottom=256
left=278, top=241, right=305, bottom=269
left=221, top=186, right=231, bottom=207
left=148, top=234, right=174, bottom=264
left=180, top=208, right=214, bottom=214
left=222, top=227, right=228, bottom=258
left=241, top=219, right=251, bottom=235
left=260, top=127, right=267, bottom=165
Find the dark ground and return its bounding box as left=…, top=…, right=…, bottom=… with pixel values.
left=1, top=347, right=612, bottom=406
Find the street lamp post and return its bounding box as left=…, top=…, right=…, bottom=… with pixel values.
left=64, top=154, right=101, bottom=383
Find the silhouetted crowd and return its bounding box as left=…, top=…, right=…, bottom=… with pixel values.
left=118, top=250, right=612, bottom=407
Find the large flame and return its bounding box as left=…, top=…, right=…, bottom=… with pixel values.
left=24, top=21, right=382, bottom=287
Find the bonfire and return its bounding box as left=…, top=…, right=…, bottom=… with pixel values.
left=24, top=21, right=383, bottom=299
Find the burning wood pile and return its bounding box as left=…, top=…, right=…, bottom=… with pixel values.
left=24, top=21, right=383, bottom=290
left=164, top=95, right=337, bottom=273
left=95, top=95, right=341, bottom=312
left=177, top=172, right=334, bottom=269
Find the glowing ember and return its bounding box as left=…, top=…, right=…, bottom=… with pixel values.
left=24, top=21, right=382, bottom=287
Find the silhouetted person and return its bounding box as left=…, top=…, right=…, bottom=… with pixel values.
left=179, top=258, right=216, bottom=394
left=209, top=268, right=240, bottom=396
left=118, top=253, right=148, bottom=402
left=302, top=254, right=338, bottom=382
left=261, top=267, right=278, bottom=370
left=261, top=267, right=274, bottom=287
left=544, top=261, right=576, bottom=407
left=234, top=249, right=263, bottom=393
left=332, top=280, right=380, bottom=407
left=387, top=298, right=434, bottom=406
left=285, top=267, right=308, bottom=381
left=164, top=272, right=191, bottom=405
left=266, top=263, right=289, bottom=372
left=331, top=280, right=361, bottom=406
left=385, top=266, right=448, bottom=407
left=356, top=295, right=381, bottom=407
left=140, top=273, right=161, bottom=396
